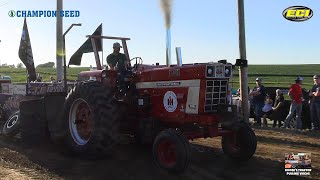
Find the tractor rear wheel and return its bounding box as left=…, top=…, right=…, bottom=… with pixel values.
left=2, top=110, right=20, bottom=136
left=221, top=122, right=257, bottom=161
left=153, top=129, right=190, bottom=173
left=63, top=81, right=120, bottom=157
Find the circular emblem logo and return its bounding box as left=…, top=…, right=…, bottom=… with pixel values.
left=163, top=91, right=178, bottom=112
left=283, top=6, right=313, bottom=22
left=8, top=10, right=15, bottom=17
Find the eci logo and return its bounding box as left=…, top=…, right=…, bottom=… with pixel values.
left=283, top=6, right=313, bottom=22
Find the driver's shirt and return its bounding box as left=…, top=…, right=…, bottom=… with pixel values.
left=106, top=53, right=127, bottom=70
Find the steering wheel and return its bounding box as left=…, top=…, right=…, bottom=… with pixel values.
left=130, top=57, right=143, bottom=69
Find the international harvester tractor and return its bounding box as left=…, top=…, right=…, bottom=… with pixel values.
left=19, top=35, right=257, bottom=173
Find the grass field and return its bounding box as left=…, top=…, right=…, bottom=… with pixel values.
left=0, top=64, right=319, bottom=90
left=231, top=64, right=320, bottom=90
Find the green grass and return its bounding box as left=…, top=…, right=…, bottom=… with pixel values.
left=0, top=64, right=318, bottom=91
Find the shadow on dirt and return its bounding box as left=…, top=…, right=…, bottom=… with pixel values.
left=0, top=132, right=317, bottom=180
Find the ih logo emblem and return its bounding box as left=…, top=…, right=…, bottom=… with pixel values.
left=163, top=91, right=178, bottom=112
left=168, top=96, right=173, bottom=106
left=283, top=6, right=313, bottom=22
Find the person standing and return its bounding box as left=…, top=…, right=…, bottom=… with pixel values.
left=272, top=89, right=285, bottom=128
left=309, top=75, right=320, bottom=131
left=249, top=77, right=266, bottom=126
left=283, top=76, right=304, bottom=130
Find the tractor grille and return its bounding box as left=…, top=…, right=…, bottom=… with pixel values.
left=204, top=80, right=228, bottom=112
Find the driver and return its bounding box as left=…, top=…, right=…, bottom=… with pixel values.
left=106, top=42, right=130, bottom=95
left=106, top=42, right=129, bottom=71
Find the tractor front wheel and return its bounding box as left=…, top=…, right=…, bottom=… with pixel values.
left=221, top=122, right=257, bottom=161
left=153, top=129, right=190, bottom=173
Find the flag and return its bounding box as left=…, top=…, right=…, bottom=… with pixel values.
left=68, top=24, right=102, bottom=66
left=18, top=18, right=36, bottom=82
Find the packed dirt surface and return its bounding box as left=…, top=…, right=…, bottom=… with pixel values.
left=0, top=124, right=319, bottom=180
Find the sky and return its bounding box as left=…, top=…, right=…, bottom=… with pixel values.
left=0, top=0, right=320, bottom=67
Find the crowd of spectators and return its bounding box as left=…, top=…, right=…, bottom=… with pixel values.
left=234, top=74, right=320, bottom=131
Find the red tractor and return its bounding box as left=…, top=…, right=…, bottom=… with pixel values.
left=19, top=35, right=257, bottom=173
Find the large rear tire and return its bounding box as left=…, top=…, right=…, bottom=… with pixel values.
left=221, top=122, right=257, bottom=161
left=63, top=81, right=120, bottom=157
left=153, top=129, right=190, bottom=173
left=2, top=111, right=20, bottom=136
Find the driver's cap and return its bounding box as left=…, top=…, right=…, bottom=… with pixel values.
left=113, top=42, right=122, bottom=48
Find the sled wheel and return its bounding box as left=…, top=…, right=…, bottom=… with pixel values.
left=2, top=111, right=20, bottom=136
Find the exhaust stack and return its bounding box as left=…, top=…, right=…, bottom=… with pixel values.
left=175, top=47, right=182, bottom=66
left=160, top=0, right=173, bottom=67
left=166, top=29, right=171, bottom=67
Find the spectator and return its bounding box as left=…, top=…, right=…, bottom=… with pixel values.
left=283, top=76, right=304, bottom=130
left=309, top=74, right=320, bottom=131
left=50, top=76, right=55, bottom=83
left=262, top=95, right=273, bottom=127
left=272, top=89, right=285, bottom=128
left=36, top=73, right=42, bottom=82
left=249, top=77, right=267, bottom=126
left=236, top=87, right=250, bottom=96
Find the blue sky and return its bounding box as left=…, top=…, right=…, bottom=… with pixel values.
left=0, top=0, right=319, bottom=67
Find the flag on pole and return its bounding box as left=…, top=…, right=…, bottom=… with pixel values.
left=18, top=18, right=36, bottom=82
left=68, top=24, right=102, bottom=66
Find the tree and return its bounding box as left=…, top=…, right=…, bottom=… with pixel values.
left=1, top=64, right=15, bottom=68
left=36, top=62, right=55, bottom=68
left=17, top=63, right=24, bottom=68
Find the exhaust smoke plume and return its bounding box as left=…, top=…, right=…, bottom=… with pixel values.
left=160, top=0, right=173, bottom=66
left=160, top=0, right=173, bottom=28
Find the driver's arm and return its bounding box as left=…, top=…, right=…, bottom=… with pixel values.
left=123, top=54, right=130, bottom=68
left=107, top=55, right=115, bottom=70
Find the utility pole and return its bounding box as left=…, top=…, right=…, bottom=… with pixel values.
left=56, top=0, right=63, bottom=81
left=237, top=0, right=249, bottom=123
left=0, top=40, right=1, bottom=73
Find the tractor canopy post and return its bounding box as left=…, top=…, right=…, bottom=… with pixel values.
left=91, top=37, right=102, bottom=70
left=121, top=39, right=130, bottom=66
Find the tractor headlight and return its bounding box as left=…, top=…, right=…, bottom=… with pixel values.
left=224, top=65, right=232, bottom=77
left=206, top=66, right=214, bottom=77
left=101, top=71, right=107, bottom=78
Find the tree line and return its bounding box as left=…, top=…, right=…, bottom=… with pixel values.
left=0, top=62, right=55, bottom=68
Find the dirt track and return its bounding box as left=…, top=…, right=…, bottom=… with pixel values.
left=0, top=125, right=319, bottom=180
